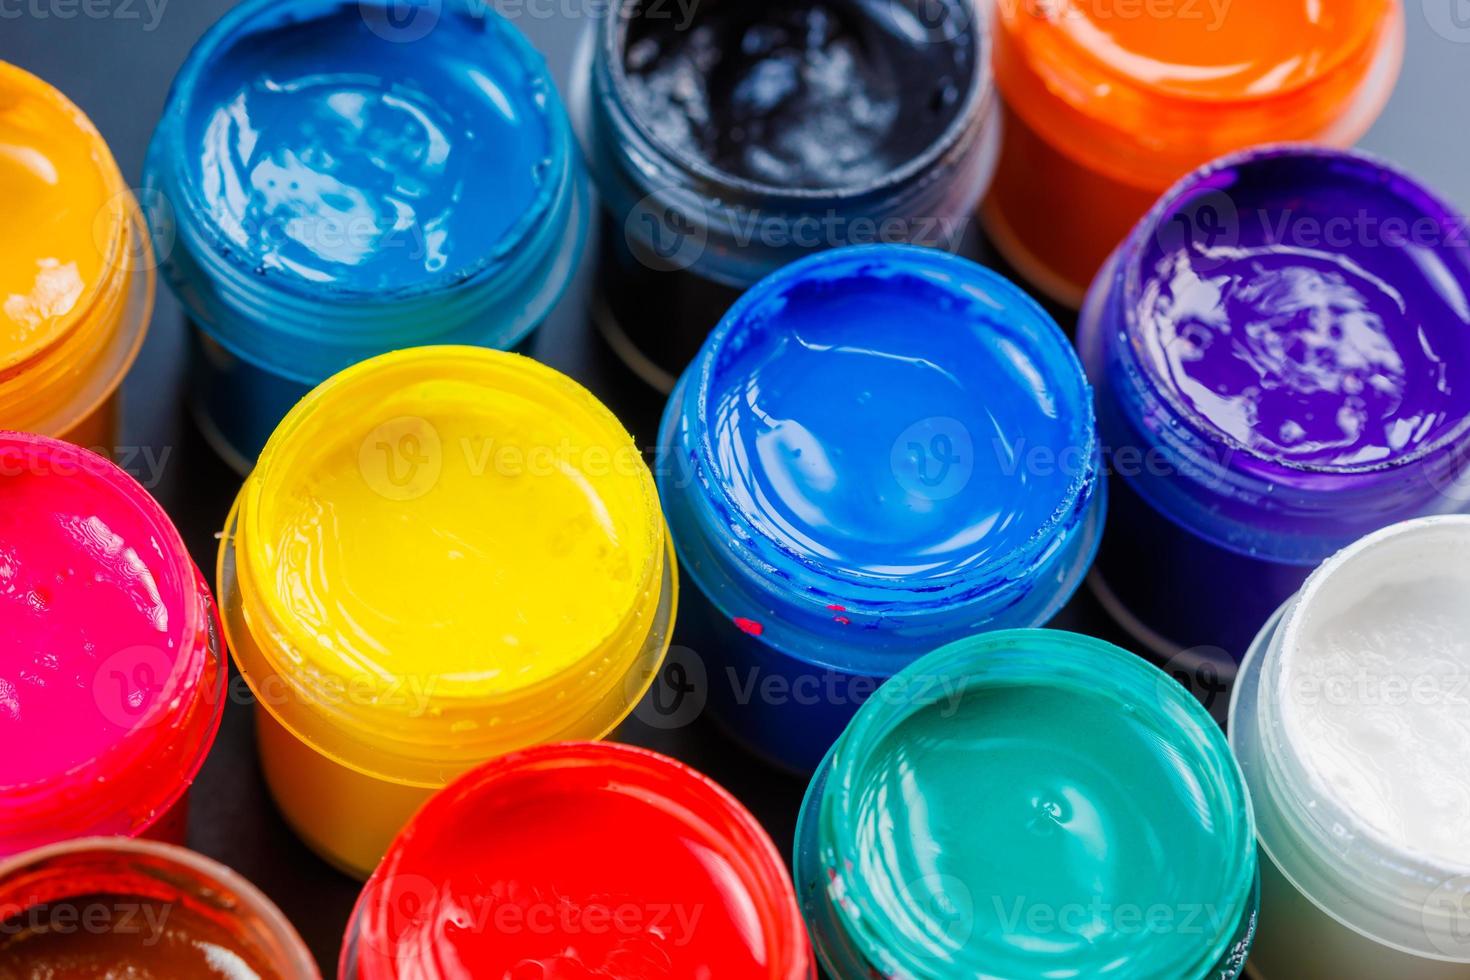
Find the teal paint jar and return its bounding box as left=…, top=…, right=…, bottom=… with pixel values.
left=795, top=629, right=1259, bottom=979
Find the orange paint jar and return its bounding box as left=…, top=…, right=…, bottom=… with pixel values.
left=0, top=62, right=153, bottom=448
left=984, top=0, right=1404, bottom=306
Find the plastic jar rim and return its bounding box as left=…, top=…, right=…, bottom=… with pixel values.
left=684, top=244, right=1098, bottom=606
left=346, top=741, right=814, bottom=980
left=815, top=628, right=1258, bottom=978
left=153, top=0, right=571, bottom=306
left=1111, top=143, right=1470, bottom=480
left=0, top=836, right=320, bottom=979
left=0, top=433, right=223, bottom=846
left=225, top=347, right=671, bottom=776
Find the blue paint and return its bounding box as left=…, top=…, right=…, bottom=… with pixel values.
left=145, top=0, right=587, bottom=469
left=658, top=245, right=1103, bottom=771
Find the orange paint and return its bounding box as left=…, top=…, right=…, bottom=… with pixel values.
left=985, top=0, right=1404, bottom=305
left=0, top=62, right=152, bottom=445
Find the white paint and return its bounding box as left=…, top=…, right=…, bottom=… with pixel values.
left=1278, top=517, right=1470, bottom=868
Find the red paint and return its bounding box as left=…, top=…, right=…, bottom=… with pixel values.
left=346, top=743, right=814, bottom=980
left=734, top=617, right=765, bottom=637
left=826, top=605, right=845, bottom=611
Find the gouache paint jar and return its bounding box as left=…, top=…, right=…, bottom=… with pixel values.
left=218, top=347, right=675, bottom=878
left=145, top=0, right=589, bottom=471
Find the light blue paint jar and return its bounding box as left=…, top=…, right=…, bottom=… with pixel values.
left=656, top=245, right=1103, bottom=772
left=145, top=0, right=588, bottom=471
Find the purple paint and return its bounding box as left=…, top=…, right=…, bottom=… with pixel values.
left=1080, top=146, right=1470, bottom=664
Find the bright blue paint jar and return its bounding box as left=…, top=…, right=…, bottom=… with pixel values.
left=657, top=245, right=1103, bottom=772
left=145, top=0, right=588, bottom=472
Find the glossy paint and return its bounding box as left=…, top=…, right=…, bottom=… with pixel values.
left=1080, top=146, right=1470, bottom=660
left=0, top=63, right=152, bottom=443
left=344, top=743, right=814, bottom=980
left=986, top=0, right=1403, bottom=304
left=798, top=630, right=1258, bottom=979
left=659, top=246, right=1101, bottom=771
left=0, top=433, right=223, bottom=855
left=220, top=348, right=674, bottom=877
left=145, top=0, right=587, bottom=466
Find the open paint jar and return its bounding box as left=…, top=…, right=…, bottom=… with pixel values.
left=218, top=347, right=675, bottom=878
left=658, top=245, right=1102, bottom=772
left=1079, top=146, right=1470, bottom=667
left=341, top=742, right=813, bottom=979
left=0, top=837, right=318, bottom=978
left=145, top=0, right=588, bottom=472
left=986, top=0, right=1404, bottom=306
left=1232, top=517, right=1470, bottom=978
left=574, top=0, right=998, bottom=394
left=0, top=62, right=154, bottom=448
left=0, top=432, right=225, bottom=857
left=797, top=629, right=1258, bottom=978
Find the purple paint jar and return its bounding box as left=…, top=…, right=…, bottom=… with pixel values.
left=1078, top=146, right=1470, bottom=671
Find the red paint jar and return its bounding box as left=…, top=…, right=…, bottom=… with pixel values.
left=341, top=742, right=814, bottom=980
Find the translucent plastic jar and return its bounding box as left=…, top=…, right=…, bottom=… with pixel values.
left=797, top=630, right=1258, bottom=978
left=1232, top=518, right=1470, bottom=978
left=145, top=0, right=588, bottom=471
left=1078, top=146, right=1470, bottom=666
left=341, top=742, right=813, bottom=979
left=0, top=62, right=153, bottom=448
left=574, top=0, right=1000, bottom=393
left=658, top=245, right=1102, bottom=772
left=0, top=837, right=318, bottom=978
left=985, top=0, right=1404, bottom=306
left=0, top=432, right=224, bottom=857
left=219, top=347, right=675, bottom=878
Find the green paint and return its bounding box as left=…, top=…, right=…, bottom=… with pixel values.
left=799, top=630, right=1257, bottom=979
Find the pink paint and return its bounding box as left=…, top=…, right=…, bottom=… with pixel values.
left=734, top=617, right=765, bottom=637
left=0, top=432, right=224, bottom=855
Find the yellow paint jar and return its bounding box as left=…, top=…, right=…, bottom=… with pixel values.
left=0, top=62, right=153, bottom=447
left=218, top=346, right=676, bottom=878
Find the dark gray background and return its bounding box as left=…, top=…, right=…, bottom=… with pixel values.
left=3, top=1, right=1468, bottom=974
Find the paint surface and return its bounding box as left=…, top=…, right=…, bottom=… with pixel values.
left=357, top=745, right=807, bottom=979
left=622, top=0, right=971, bottom=189
left=1135, top=152, right=1470, bottom=467
left=848, top=674, right=1242, bottom=975
left=0, top=66, right=112, bottom=366
left=1048, top=0, right=1386, bottom=99
left=0, top=446, right=186, bottom=787
left=248, top=348, right=662, bottom=701
left=0, top=895, right=279, bottom=980
left=185, top=1, right=553, bottom=292
left=1281, top=521, right=1470, bottom=866
left=704, top=249, right=1085, bottom=582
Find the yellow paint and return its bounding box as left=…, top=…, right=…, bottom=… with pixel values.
left=0, top=62, right=152, bottom=441
left=220, top=347, right=676, bottom=877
